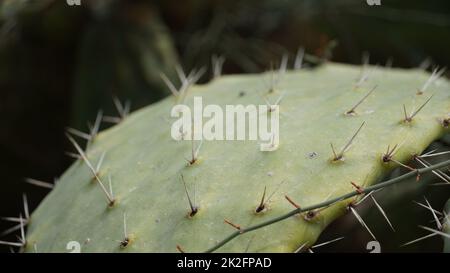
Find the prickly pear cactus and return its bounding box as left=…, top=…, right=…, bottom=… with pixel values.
left=25, top=63, right=450, bottom=252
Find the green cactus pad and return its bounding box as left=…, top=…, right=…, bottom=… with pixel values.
left=25, top=63, right=450, bottom=252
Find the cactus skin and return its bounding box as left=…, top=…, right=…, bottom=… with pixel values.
left=25, top=63, right=450, bottom=253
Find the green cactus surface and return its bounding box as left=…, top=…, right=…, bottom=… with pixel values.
left=25, top=63, right=450, bottom=252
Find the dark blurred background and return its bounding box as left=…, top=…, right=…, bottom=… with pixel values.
left=1, top=0, right=450, bottom=252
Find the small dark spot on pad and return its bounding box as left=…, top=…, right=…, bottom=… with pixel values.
left=189, top=207, right=198, bottom=217
left=304, top=211, right=317, bottom=221
left=255, top=205, right=265, bottom=213
left=120, top=238, right=129, bottom=248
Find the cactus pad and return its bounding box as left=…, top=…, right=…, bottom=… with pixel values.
left=25, top=63, right=450, bottom=252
